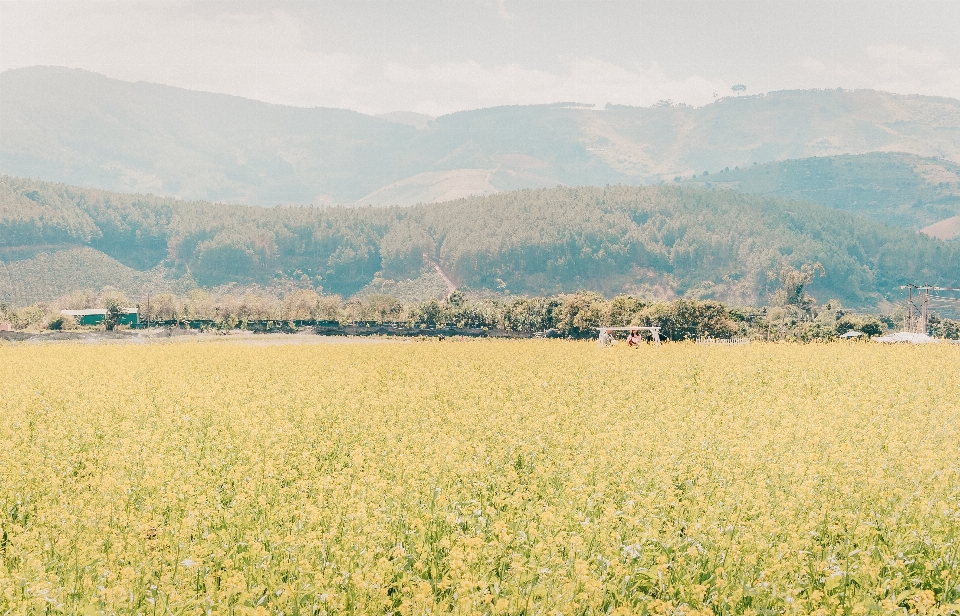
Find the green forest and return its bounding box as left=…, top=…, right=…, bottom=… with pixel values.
left=2, top=175, right=959, bottom=307
left=681, top=152, right=960, bottom=230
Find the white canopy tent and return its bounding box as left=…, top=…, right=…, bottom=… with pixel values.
left=873, top=331, right=938, bottom=344
left=596, top=326, right=661, bottom=347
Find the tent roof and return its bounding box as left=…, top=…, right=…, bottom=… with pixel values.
left=873, top=332, right=937, bottom=344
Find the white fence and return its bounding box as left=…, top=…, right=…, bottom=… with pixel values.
left=696, top=337, right=750, bottom=345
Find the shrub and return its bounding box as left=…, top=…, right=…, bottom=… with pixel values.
left=836, top=315, right=885, bottom=337
left=47, top=314, right=78, bottom=331
left=931, top=318, right=960, bottom=340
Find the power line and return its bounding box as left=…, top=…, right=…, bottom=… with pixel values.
left=900, top=284, right=960, bottom=333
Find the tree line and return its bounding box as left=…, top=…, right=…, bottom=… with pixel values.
left=3, top=176, right=959, bottom=308
left=5, top=272, right=958, bottom=341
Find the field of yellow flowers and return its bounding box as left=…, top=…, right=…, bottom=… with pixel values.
left=2, top=339, right=960, bottom=615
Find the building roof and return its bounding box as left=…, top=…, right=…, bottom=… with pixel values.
left=839, top=330, right=864, bottom=338
left=61, top=308, right=138, bottom=316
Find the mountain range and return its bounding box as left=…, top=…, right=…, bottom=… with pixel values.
left=3, top=66, right=960, bottom=309
left=4, top=66, right=960, bottom=207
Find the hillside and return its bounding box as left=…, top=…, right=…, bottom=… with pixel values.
left=922, top=216, right=960, bottom=241
left=2, top=176, right=957, bottom=307
left=3, top=67, right=960, bottom=205
left=0, top=247, right=189, bottom=308
left=680, top=153, right=960, bottom=233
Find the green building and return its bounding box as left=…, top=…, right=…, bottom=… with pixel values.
left=61, top=309, right=139, bottom=327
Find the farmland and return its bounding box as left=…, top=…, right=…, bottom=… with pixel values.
left=2, top=340, right=960, bottom=614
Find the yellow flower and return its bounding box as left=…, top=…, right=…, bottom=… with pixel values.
left=1, top=340, right=958, bottom=613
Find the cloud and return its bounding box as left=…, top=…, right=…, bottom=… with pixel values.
left=786, top=55, right=869, bottom=91
left=0, top=2, right=728, bottom=114
left=867, top=44, right=945, bottom=67
left=866, top=44, right=960, bottom=99
left=777, top=46, right=960, bottom=102
left=2, top=3, right=958, bottom=115
left=0, top=3, right=334, bottom=107
left=797, top=56, right=825, bottom=72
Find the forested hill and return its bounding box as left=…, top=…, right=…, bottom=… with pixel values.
left=680, top=153, right=960, bottom=233
left=3, top=66, right=960, bottom=205
left=2, top=176, right=958, bottom=307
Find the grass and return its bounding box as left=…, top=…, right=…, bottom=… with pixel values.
left=2, top=340, right=960, bottom=614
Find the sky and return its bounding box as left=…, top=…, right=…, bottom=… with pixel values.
left=2, top=0, right=960, bottom=117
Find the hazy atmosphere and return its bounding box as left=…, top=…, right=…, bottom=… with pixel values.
left=5, top=3, right=960, bottom=614
left=3, top=0, right=960, bottom=115
left=3, top=0, right=960, bottom=310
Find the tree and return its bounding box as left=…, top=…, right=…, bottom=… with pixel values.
left=836, top=315, right=884, bottom=337
left=282, top=289, right=323, bottom=321
left=769, top=263, right=824, bottom=314
left=553, top=292, right=605, bottom=337
left=408, top=299, right=446, bottom=329
left=446, top=289, right=467, bottom=308
left=500, top=297, right=558, bottom=332
left=363, top=295, right=404, bottom=324
left=99, top=290, right=131, bottom=330
left=635, top=300, right=736, bottom=341
left=731, top=84, right=746, bottom=95
left=931, top=318, right=960, bottom=340
left=607, top=295, right=643, bottom=326
left=316, top=295, right=344, bottom=324
left=47, top=313, right=78, bottom=331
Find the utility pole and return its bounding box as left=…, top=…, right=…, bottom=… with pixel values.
left=906, top=285, right=914, bottom=332
left=901, top=284, right=925, bottom=333
left=901, top=284, right=946, bottom=335
left=920, top=286, right=929, bottom=335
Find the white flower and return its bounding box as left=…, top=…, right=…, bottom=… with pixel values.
left=622, top=543, right=643, bottom=559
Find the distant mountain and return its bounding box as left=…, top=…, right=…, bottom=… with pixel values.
left=375, top=111, right=435, bottom=130
left=353, top=167, right=561, bottom=207
left=2, top=175, right=957, bottom=307
left=3, top=67, right=960, bottom=206
left=680, top=152, right=960, bottom=233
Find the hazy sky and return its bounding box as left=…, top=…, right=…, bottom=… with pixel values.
left=2, top=1, right=959, bottom=116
